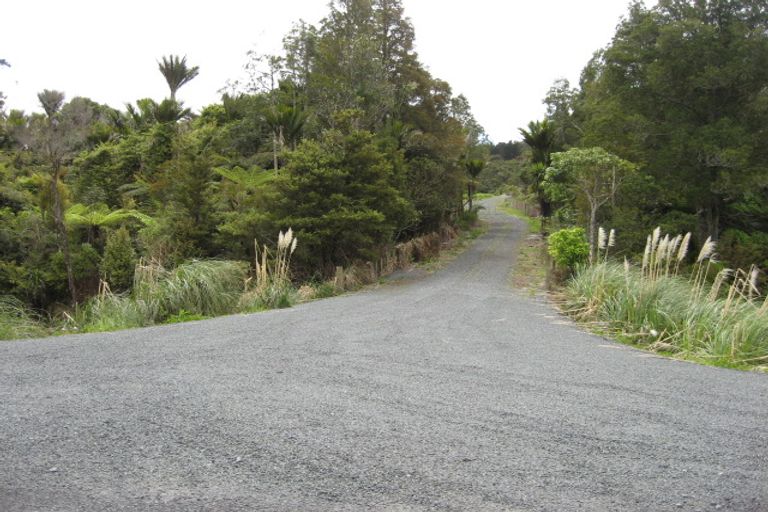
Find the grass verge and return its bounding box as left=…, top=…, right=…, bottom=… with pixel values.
left=498, top=201, right=542, bottom=233
left=417, top=221, right=488, bottom=273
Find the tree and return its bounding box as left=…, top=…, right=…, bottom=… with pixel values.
left=543, top=78, right=582, bottom=148
left=23, top=92, right=96, bottom=303
left=264, top=103, right=307, bottom=170
left=577, top=0, right=768, bottom=242
left=0, top=59, right=10, bottom=114
left=100, top=227, right=137, bottom=292
left=272, top=129, right=415, bottom=271
left=65, top=203, right=153, bottom=246
left=157, top=55, right=199, bottom=101
left=464, top=159, right=485, bottom=210
left=544, top=147, right=636, bottom=263
left=519, top=119, right=557, bottom=225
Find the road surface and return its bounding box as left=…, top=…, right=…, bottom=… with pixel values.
left=1, top=197, right=766, bottom=511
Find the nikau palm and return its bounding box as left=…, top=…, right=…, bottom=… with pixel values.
left=157, top=55, right=199, bottom=101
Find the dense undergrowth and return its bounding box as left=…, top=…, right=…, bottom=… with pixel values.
left=0, top=219, right=471, bottom=339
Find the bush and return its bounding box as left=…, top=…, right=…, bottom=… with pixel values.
left=458, top=206, right=481, bottom=231
left=548, top=227, right=589, bottom=270
left=100, top=227, right=137, bottom=292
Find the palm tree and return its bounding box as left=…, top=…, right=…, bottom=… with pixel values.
left=264, top=104, right=307, bottom=170
left=37, top=89, right=65, bottom=118
left=157, top=55, right=199, bottom=101
left=65, top=203, right=154, bottom=246
left=519, top=119, right=556, bottom=167
left=464, top=159, right=485, bottom=210
left=519, top=119, right=557, bottom=228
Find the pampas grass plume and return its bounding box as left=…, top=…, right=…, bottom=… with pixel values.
left=677, top=232, right=691, bottom=262
left=697, top=236, right=716, bottom=263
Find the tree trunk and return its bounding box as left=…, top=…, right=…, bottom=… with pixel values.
left=467, top=182, right=473, bottom=211
left=273, top=132, right=279, bottom=172
left=51, top=164, right=77, bottom=304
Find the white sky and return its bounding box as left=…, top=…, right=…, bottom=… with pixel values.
left=1, top=1, right=649, bottom=143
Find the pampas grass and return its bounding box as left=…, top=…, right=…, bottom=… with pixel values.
left=240, top=230, right=298, bottom=311
left=564, top=227, right=767, bottom=368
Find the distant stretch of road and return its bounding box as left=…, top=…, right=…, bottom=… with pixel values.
left=1, top=197, right=766, bottom=511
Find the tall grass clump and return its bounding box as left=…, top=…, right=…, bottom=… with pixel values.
left=562, top=227, right=768, bottom=369
left=134, top=259, right=248, bottom=318
left=239, top=229, right=298, bottom=311
left=80, top=260, right=249, bottom=331
left=0, top=296, right=48, bottom=340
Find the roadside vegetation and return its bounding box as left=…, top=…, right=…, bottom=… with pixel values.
left=2, top=0, right=767, bottom=355
left=0, top=0, right=489, bottom=339
left=556, top=227, right=768, bottom=370
left=487, top=0, right=768, bottom=371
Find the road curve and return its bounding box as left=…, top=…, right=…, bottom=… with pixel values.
left=1, top=197, right=766, bottom=511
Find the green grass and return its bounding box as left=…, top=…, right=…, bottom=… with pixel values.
left=419, top=221, right=489, bottom=273
left=498, top=202, right=542, bottom=232
left=239, top=282, right=296, bottom=312
left=0, top=296, right=48, bottom=340
left=510, top=235, right=548, bottom=295
left=562, top=262, right=768, bottom=371
left=80, top=260, right=249, bottom=332
left=473, top=192, right=495, bottom=200
left=164, top=310, right=209, bottom=324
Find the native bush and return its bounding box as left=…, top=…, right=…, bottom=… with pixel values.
left=548, top=227, right=589, bottom=271
left=100, top=227, right=137, bottom=292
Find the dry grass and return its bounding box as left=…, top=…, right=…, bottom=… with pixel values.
left=240, top=230, right=298, bottom=311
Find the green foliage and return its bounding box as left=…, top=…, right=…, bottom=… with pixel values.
left=0, top=0, right=484, bottom=327
left=133, top=260, right=248, bottom=319
left=477, top=158, right=525, bottom=194
left=100, top=227, right=137, bottom=292
left=0, top=295, right=47, bottom=340
left=80, top=259, right=248, bottom=332
left=157, top=55, right=199, bottom=101
left=545, top=147, right=636, bottom=260
left=574, top=0, right=768, bottom=250
left=565, top=262, right=768, bottom=368
left=239, top=282, right=295, bottom=311
left=548, top=227, right=589, bottom=270
left=79, top=293, right=153, bottom=332
left=457, top=206, right=481, bottom=231
left=273, top=129, right=416, bottom=271
left=164, top=309, right=208, bottom=324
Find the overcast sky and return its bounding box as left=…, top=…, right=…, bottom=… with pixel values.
left=1, top=1, right=650, bottom=143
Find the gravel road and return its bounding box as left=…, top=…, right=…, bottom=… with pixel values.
left=1, top=197, right=766, bottom=511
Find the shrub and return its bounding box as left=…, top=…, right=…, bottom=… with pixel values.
left=100, top=227, right=137, bottom=292
left=548, top=227, right=589, bottom=270
left=240, top=230, right=298, bottom=311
